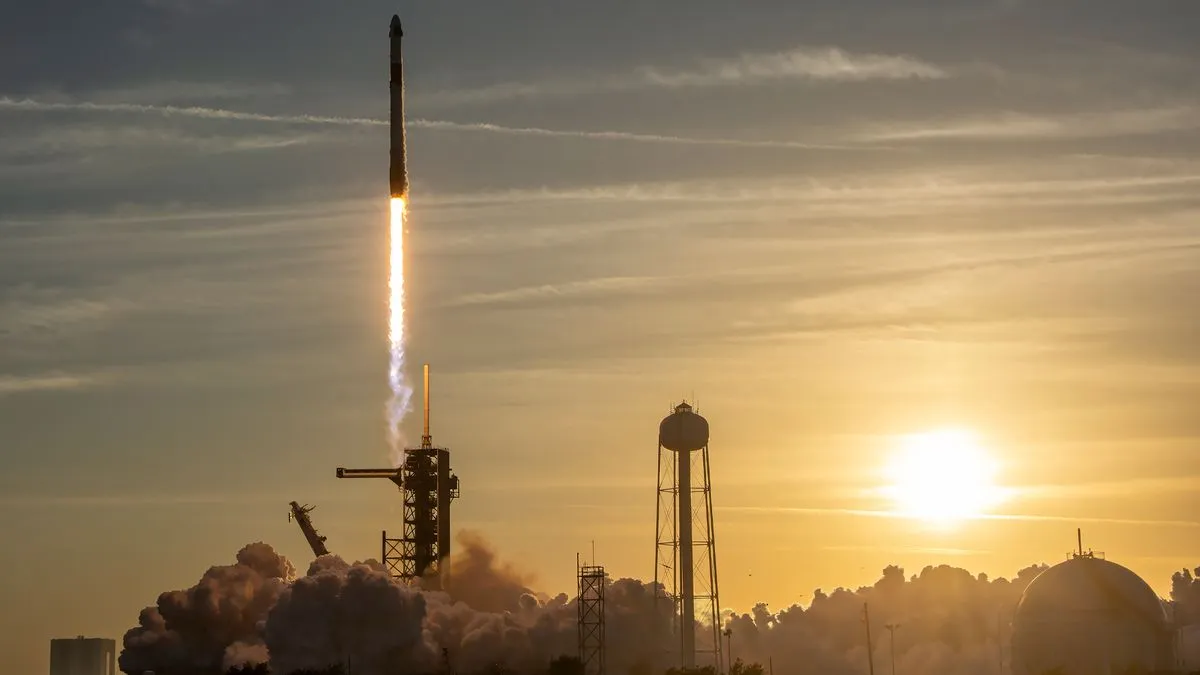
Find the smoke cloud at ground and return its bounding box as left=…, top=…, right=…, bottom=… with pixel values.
left=119, top=534, right=1200, bottom=675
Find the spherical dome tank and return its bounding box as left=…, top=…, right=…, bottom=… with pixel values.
left=1011, top=555, right=1175, bottom=675
left=659, top=402, right=708, bottom=452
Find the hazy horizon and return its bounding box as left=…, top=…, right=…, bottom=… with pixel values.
left=3, top=1, right=1200, bottom=674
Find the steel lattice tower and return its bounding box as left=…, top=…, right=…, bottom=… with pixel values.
left=578, top=560, right=606, bottom=675
left=655, top=401, right=722, bottom=671
left=337, top=365, right=460, bottom=581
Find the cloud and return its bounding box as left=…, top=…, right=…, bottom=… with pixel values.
left=140, top=0, right=240, bottom=13
left=0, top=96, right=382, bottom=126
left=411, top=118, right=857, bottom=150
left=1019, top=475, right=1200, bottom=500
left=421, top=46, right=947, bottom=106
left=856, top=106, right=1200, bottom=142
left=0, top=493, right=270, bottom=508
left=819, top=545, right=992, bottom=557
left=446, top=276, right=661, bottom=307
left=0, top=290, right=120, bottom=338
left=723, top=505, right=1200, bottom=529
left=0, top=97, right=860, bottom=151
left=0, top=124, right=316, bottom=156
left=638, top=47, right=949, bottom=87
left=32, top=80, right=293, bottom=106
left=0, top=372, right=108, bottom=396
left=415, top=169, right=1200, bottom=217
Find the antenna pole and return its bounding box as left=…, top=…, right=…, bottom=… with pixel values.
left=864, top=603, right=876, bottom=675
left=422, top=363, right=431, bottom=448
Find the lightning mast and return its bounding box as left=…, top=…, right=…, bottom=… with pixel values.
left=336, top=364, right=459, bottom=581
left=288, top=501, right=331, bottom=558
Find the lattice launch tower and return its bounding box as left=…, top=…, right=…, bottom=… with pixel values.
left=336, top=364, right=460, bottom=580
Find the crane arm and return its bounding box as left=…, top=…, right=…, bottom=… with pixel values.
left=336, top=468, right=402, bottom=478
left=288, top=500, right=330, bottom=558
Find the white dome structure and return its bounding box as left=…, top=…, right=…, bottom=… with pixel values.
left=1011, top=552, right=1176, bottom=675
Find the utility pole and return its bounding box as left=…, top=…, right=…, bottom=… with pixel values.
left=884, top=624, right=900, bottom=675
left=722, top=626, right=733, bottom=675
left=997, top=610, right=1005, bottom=675
left=863, top=603, right=876, bottom=675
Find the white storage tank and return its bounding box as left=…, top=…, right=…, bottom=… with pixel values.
left=1010, top=554, right=1176, bottom=675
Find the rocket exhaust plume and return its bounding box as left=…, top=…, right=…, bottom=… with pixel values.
left=386, top=13, right=411, bottom=461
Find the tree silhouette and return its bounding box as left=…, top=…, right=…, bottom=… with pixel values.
left=226, top=665, right=271, bottom=675
left=548, top=655, right=585, bottom=675
left=664, top=666, right=717, bottom=675
left=729, top=659, right=764, bottom=675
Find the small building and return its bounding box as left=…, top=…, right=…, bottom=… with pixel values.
left=49, top=636, right=116, bottom=675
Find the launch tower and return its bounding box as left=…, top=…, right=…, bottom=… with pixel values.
left=578, top=557, right=607, bottom=675
left=337, top=364, right=460, bottom=580
left=655, top=401, right=722, bottom=671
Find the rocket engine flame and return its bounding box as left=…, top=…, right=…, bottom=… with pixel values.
left=387, top=196, right=412, bottom=464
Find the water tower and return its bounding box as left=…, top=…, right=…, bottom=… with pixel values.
left=655, top=401, right=722, bottom=671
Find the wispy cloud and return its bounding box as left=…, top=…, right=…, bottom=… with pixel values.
left=1018, top=475, right=1200, bottom=499
left=0, top=287, right=120, bottom=336
left=857, top=107, right=1200, bottom=142
left=0, top=96, right=383, bottom=126
left=639, top=47, right=948, bottom=87
left=819, top=544, right=991, bottom=556
left=0, top=492, right=281, bottom=508
left=51, top=80, right=292, bottom=106
left=0, top=124, right=316, bottom=155
left=417, top=170, right=1200, bottom=214
left=0, top=372, right=108, bottom=396
left=0, top=97, right=861, bottom=151
left=723, top=505, right=1200, bottom=529
left=447, top=276, right=661, bottom=307
left=422, top=46, right=947, bottom=106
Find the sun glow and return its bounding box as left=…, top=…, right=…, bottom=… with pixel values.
left=881, top=428, right=1008, bottom=525
left=386, top=197, right=413, bottom=463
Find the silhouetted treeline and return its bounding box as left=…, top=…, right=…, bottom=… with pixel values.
left=217, top=658, right=772, bottom=675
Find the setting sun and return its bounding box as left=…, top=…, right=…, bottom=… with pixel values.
left=881, top=428, right=1008, bottom=525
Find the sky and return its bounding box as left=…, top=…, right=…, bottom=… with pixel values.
left=3, top=0, right=1200, bottom=673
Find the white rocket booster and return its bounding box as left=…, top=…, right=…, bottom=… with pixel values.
left=389, top=14, right=408, bottom=199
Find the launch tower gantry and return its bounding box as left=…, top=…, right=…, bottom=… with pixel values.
left=336, top=364, right=459, bottom=581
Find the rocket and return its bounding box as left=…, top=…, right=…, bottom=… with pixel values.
left=389, top=14, right=408, bottom=199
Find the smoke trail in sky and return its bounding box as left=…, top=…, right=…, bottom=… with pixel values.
left=387, top=197, right=412, bottom=465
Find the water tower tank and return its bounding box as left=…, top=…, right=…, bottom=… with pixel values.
left=1011, top=555, right=1175, bottom=675
left=659, top=402, right=708, bottom=452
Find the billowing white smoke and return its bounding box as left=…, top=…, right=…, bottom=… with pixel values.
left=121, top=534, right=1191, bottom=675
left=119, top=532, right=669, bottom=675
left=119, top=543, right=295, bottom=674
left=266, top=557, right=432, bottom=675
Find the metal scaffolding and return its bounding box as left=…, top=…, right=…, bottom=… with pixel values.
left=336, top=364, right=460, bottom=581
left=655, top=401, right=722, bottom=671
left=578, top=560, right=607, bottom=675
